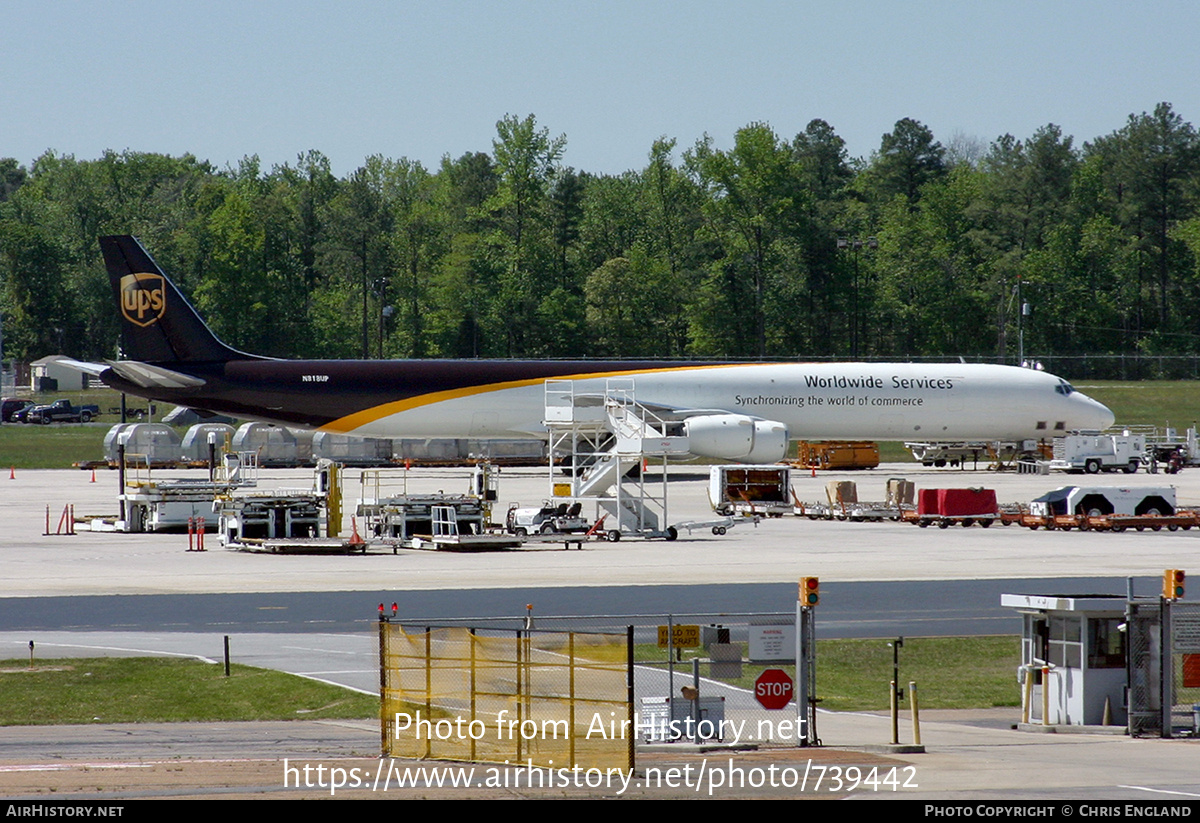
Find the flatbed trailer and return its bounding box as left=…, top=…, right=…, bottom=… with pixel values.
left=673, top=515, right=755, bottom=536
left=1014, top=510, right=1200, bottom=532
left=230, top=536, right=368, bottom=554
left=381, top=532, right=526, bottom=551
left=794, top=500, right=904, bottom=521
left=900, top=509, right=1001, bottom=528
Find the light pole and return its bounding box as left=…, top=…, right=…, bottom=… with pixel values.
left=837, top=236, right=878, bottom=358
left=373, top=278, right=391, bottom=359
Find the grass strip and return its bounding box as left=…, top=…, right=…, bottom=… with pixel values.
left=0, top=657, right=377, bottom=725
left=643, top=635, right=1021, bottom=712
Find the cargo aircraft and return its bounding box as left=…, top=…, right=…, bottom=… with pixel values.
left=76, top=235, right=1114, bottom=464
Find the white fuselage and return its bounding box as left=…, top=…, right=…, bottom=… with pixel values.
left=334, top=362, right=1114, bottom=442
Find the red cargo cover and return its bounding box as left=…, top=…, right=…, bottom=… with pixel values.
left=936, top=488, right=998, bottom=517
left=916, top=488, right=998, bottom=516
left=917, top=488, right=940, bottom=516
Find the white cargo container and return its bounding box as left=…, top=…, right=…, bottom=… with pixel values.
left=708, top=465, right=792, bottom=517
left=1029, top=486, right=1176, bottom=517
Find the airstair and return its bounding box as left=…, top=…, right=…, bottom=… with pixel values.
left=544, top=379, right=689, bottom=540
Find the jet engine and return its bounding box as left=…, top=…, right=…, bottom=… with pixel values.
left=683, top=414, right=789, bottom=463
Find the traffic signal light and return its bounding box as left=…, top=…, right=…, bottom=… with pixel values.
left=1163, top=569, right=1185, bottom=600
left=799, top=576, right=820, bottom=607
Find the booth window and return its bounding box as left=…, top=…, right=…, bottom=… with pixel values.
left=1087, top=618, right=1125, bottom=669
left=1050, top=616, right=1082, bottom=669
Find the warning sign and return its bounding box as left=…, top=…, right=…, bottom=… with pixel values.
left=657, top=625, right=701, bottom=648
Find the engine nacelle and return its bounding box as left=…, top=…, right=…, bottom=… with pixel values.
left=683, top=414, right=789, bottom=463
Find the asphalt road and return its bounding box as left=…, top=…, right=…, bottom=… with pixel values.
left=0, top=576, right=1159, bottom=637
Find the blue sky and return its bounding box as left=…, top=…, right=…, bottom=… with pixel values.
left=5, top=1, right=1199, bottom=176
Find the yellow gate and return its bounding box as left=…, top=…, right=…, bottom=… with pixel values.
left=380, top=623, right=633, bottom=773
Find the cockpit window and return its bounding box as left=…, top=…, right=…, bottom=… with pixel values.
left=1055, top=381, right=1075, bottom=396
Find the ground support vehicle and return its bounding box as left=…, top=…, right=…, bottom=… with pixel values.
left=1028, top=484, right=1176, bottom=517
left=1135, top=426, right=1200, bottom=473
left=793, top=440, right=879, bottom=470
left=1015, top=484, right=1185, bottom=531
left=905, top=440, right=1043, bottom=469
left=1048, top=433, right=1146, bottom=474
left=505, top=502, right=591, bottom=538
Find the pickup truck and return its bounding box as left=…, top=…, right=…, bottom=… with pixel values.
left=25, top=399, right=101, bottom=424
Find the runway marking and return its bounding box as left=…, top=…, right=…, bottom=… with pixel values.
left=3, top=640, right=216, bottom=663
left=285, top=672, right=376, bottom=695
left=1118, top=785, right=1200, bottom=798
left=280, top=645, right=369, bottom=656
left=0, top=758, right=305, bottom=773
left=0, top=763, right=153, bottom=772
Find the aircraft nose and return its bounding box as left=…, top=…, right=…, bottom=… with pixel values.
left=1075, top=393, right=1115, bottom=431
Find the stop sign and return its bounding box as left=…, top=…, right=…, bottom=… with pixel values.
left=754, top=668, right=794, bottom=710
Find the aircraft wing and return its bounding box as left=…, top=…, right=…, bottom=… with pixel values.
left=637, top=403, right=740, bottom=422
left=563, top=391, right=738, bottom=421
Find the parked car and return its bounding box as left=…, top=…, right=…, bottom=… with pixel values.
left=1, top=398, right=35, bottom=423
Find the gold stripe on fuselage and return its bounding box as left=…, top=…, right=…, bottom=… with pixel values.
left=319, top=363, right=749, bottom=433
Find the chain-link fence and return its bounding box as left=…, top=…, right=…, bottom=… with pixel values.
left=1127, top=601, right=1161, bottom=737
left=1170, top=602, right=1200, bottom=737
left=1127, top=600, right=1200, bottom=738
left=634, top=617, right=813, bottom=747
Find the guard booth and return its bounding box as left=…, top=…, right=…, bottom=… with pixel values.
left=1001, top=594, right=1128, bottom=727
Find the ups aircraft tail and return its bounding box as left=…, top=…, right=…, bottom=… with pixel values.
left=100, top=235, right=251, bottom=364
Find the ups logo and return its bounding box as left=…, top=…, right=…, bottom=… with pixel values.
left=120, top=273, right=166, bottom=327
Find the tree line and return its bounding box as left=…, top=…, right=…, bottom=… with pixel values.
left=2, top=104, right=1200, bottom=374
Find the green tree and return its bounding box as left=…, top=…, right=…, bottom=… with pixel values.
left=873, top=169, right=990, bottom=356
left=0, top=158, right=27, bottom=202
left=584, top=246, right=682, bottom=356
left=686, top=123, right=807, bottom=356
left=864, top=118, right=946, bottom=207
left=970, top=125, right=1078, bottom=358
left=792, top=119, right=855, bottom=354
left=1087, top=103, right=1200, bottom=332
left=487, top=114, right=567, bottom=355
left=380, top=158, right=442, bottom=357
left=327, top=160, right=394, bottom=358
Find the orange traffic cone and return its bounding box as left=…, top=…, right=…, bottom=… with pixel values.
left=90, top=468, right=96, bottom=483
left=8, top=467, right=13, bottom=480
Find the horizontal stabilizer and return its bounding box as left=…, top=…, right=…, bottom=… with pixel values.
left=104, top=360, right=207, bottom=390
left=49, top=357, right=109, bottom=377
